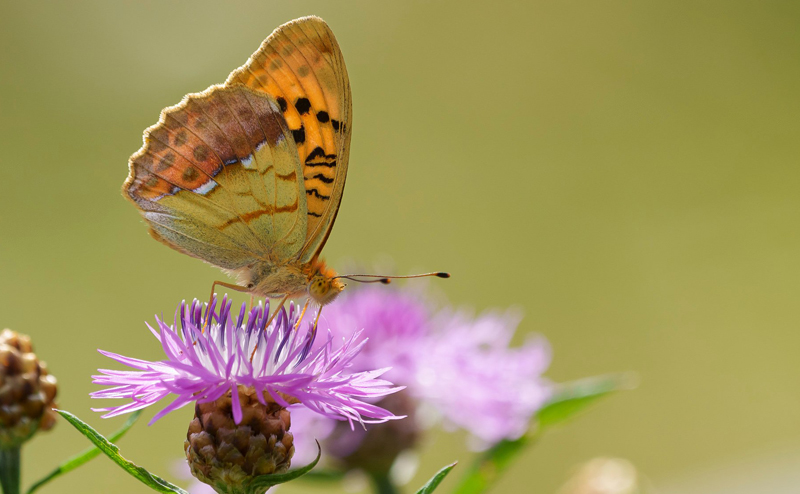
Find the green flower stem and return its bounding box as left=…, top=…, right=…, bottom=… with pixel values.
left=0, top=447, right=21, bottom=494
left=370, top=473, right=399, bottom=494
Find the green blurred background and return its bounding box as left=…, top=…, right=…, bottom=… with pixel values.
left=2, top=1, right=800, bottom=492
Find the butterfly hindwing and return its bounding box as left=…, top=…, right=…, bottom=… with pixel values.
left=123, top=85, right=308, bottom=269
left=225, top=16, right=352, bottom=263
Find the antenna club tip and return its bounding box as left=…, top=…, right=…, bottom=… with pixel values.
left=380, top=278, right=391, bottom=284
left=436, top=272, right=451, bottom=278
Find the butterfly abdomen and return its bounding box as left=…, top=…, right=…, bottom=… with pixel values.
left=241, top=262, right=309, bottom=298
left=238, top=257, right=342, bottom=303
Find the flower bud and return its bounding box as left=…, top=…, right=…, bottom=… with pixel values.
left=185, top=387, right=294, bottom=494
left=0, top=329, right=57, bottom=449
left=326, top=392, right=419, bottom=477
left=557, top=458, right=639, bottom=494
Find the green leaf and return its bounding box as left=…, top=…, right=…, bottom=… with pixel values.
left=245, top=441, right=321, bottom=493
left=537, top=373, right=634, bottom=429
left=55, top=410, right=189, bottom=494
left=415, top=462, right=458, bottom=494
left=453, top=373, right=633, bottom=494
left=27, top=410, right=142, bottom=494
left=451, top=437, right=528, bottom=494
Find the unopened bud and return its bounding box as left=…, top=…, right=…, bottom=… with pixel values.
left=0, top=329, right=57, bottom=448
left=326, top=392, right=419, bottom=477
left=558, top=458, right=639, bottom=494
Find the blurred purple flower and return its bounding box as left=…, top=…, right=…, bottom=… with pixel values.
left=290, top=286, right=552, bottom=466
left=91, top=296, right=404, bottom=426
left=414, top=309, right=551, bottom=449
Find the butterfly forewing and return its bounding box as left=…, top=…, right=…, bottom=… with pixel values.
left=123, top=85, right=308, bottom=269
left=225, top=16, right=352, bottom=263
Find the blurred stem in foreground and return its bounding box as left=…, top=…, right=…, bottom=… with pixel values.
left=0, top=447, right=21, bottom=494
left=370, top=472, right=400, bottom=494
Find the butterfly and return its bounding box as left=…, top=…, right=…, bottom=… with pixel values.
left=123, top=16, right=447, bottom=326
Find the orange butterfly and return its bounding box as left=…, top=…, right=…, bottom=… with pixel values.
left=123, top=16, right=446, bottom=326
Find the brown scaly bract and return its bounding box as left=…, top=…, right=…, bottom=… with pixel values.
left=0, top=328, right=58, bottom=448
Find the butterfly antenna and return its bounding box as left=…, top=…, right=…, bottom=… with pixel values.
left=334, top=272, right=450, bottom=284
left=336, top=276, right=392, bottom=284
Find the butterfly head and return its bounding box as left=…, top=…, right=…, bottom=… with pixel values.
left=306, top=260, right=345, bottom=306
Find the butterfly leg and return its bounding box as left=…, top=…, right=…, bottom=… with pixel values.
left=262, top=294, right=290, bottom=332
left=205, top=280, right=251, bottom=332
left=249, top=294, right=291, bottom=362
left=208, top=280, right=250, bottom=307
left=294, top=298, right=311, bottom=331
left=310, top=305, right=323, bottom=340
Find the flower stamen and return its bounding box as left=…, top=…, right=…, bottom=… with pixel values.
left=92, top=295, right=404, bottom=426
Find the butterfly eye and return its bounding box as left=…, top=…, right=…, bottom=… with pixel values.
left=246, top=283, right=255, bottom=289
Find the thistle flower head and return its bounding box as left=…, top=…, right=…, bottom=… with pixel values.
left=326, top=287, right=551, bottom=447
left=91, top=296, right=403, bottom=426
left=413, top=307, right=551, bottom=448
left=290, top=286, right=552, bottom=469
left=185, top=388, right=294, bottom=494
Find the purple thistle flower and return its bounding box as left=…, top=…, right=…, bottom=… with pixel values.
left=289, top=286, right=552, bottom=467
left=413, top=308, right=551, bottom=448
left=91, top=296, right=404, bottom=426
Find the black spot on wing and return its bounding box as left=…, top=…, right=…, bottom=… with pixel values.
left=306, top=146, right=337, bottom=162
left=276, top=97, right=288, bottom=113
left=149, top=138, right=166, bottom=153
left=310, top=173, right=334, bottom=184
left=291, top=125, right=305, bottom=144
left=174, top=130, right=188, bottom=146
left=306, top=188, right=330, bottom=200
left=295, top=98, right=311, bottom=115
left=306, top=146, right=326, bottom=162
left=316, top=111, right=329, bottom=123
left=157, top=152, right=175, bottom=172
left=304, top=146, right=338, bottom=168
left=305, top=161, right=336, bottom=168
left=193, top=145, right=209, bottom=162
